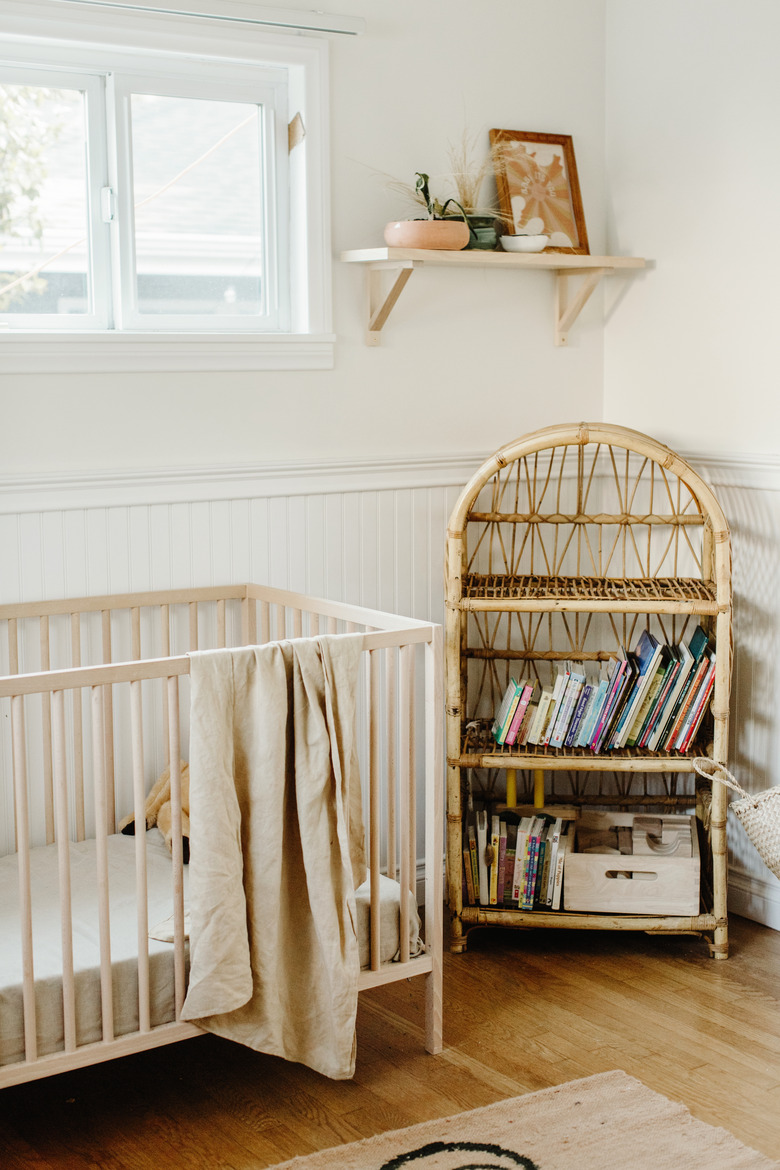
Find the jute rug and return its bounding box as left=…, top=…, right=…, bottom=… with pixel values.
left=267, top=1070, right=778, bottom=1169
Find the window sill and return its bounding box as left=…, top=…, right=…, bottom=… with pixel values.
left=0, top=332, right=336, bottom=373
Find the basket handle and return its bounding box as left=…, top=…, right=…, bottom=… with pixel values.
left=693, top=756, right=749, bottom=798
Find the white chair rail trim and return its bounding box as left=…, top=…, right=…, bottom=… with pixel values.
left=0, top=450, right=776, bottom=515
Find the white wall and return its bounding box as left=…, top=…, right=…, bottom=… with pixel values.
left=604, top=0, right=780, bottom=456
left=0, top=0, right=608, bottom=478
left=604, top=1, right=780, bottom=926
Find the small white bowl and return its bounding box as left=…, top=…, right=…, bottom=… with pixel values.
left=500, top=234, right=550, bottom=253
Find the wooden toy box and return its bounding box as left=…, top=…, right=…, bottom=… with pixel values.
left=563, top=812, right=700, bottom=915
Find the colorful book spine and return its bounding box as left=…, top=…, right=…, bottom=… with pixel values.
left=544, top=817, right=564, bottom=906
left=551, top=824, right=570, bottom=910
left=489, top=814, right=500, bottom=904
left=577, top=678, right=608, bottom=747
left=468, top=823, right=480, bottom=903
left=477, top=810, right=489, bottom=907
left=503, top=681, right=533, bottom=746
left=662, top=650, right=712, bottom=750
left=492, top=678, right=521, bottom=744
left=496, top=820, right=508, bottom=904
left=463, top=846, right=475, bottom=904
left=676, top=656, right=717, bottom=751
left=521, top=817, right=545, bottom=909
left=550, top=671, right=585, bottom=748
left=565, top=681, right=592, bottom=747
left=511, top=817, right=533, bottom=903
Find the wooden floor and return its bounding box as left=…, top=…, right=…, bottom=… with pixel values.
left=2, top=914, right=780, bottom=1167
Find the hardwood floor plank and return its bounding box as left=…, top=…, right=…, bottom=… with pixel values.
left=1, top=915, right=780, bottom=1166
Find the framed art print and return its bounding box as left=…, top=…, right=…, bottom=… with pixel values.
left=489, top=129, right=589, bottom=254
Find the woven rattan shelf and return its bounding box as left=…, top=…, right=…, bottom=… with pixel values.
left=461, top=574, right=718, bottom=612
left=445, top=423, right=732, bottom=958
left=459, top=720, right=710, bottom=772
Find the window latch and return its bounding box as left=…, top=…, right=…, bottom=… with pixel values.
left=101, top=187, right=116, bottom=223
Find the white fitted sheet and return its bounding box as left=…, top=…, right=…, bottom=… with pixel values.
left=0, top=832, right=421, bottom=1068
left=0, top=829, right=187, bottom=1067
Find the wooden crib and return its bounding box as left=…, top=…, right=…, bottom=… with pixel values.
left=0, top=583, right=443, bottom=1088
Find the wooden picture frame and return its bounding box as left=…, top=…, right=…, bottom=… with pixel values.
left=489, top=129, right=589, bottom=254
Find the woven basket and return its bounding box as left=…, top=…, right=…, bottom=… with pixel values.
left=694, top=757, right=780, bottom=879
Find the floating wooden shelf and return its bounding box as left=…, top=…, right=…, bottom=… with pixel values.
left=340, top=247, right=647, bottom=346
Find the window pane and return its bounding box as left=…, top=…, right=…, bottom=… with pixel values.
left=130, top=94, right=264, bottom=317
left=0, top=84, right=90, bottom=316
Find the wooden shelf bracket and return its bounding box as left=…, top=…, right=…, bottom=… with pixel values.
left=366, top=260, right=417, bottom=346
left=343, top=248, right=646, bottom=347
left=554, top=267, right=610, bottom=347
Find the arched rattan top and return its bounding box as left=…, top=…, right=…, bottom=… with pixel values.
left=447, top=422, right=729, bottom=546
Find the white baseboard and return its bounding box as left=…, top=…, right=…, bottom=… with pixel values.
left=728, top=865, right=780, bottom=931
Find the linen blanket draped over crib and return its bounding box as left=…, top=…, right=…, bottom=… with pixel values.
left=181, top=634, right=367, bottom=1080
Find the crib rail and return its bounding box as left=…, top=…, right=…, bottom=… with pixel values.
left=0, top=584, right=443, bottom=1086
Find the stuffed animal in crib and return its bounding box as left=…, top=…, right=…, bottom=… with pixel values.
left=119, top=761, right=191, bottom=863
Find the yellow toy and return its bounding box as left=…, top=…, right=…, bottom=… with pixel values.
left=119, top=761, right=191, bottom=862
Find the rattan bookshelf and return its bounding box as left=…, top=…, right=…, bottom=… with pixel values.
left=445, top=423, right=732, bottom=957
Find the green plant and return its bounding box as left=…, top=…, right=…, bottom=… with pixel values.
left=0, top=84, right=62, bottom=310
left=413, top=171, right=469, bottom=223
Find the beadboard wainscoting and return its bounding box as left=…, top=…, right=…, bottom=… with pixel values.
left=0, top=449, right=778, bottom=929
left=698, top=454, right=780, bottom=931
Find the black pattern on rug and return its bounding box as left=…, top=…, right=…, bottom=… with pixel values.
left=379, top=1139, right=541, bottom=1168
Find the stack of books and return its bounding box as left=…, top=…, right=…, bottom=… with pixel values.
left=462, top=810, right=572, bottom=910
left=489, top=625, right=715, bottom=754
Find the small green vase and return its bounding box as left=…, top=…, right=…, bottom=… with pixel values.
left=465, top=216, right=499, bottom=250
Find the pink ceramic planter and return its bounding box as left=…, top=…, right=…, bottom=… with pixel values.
left=384, top=218, right=470, bottom=250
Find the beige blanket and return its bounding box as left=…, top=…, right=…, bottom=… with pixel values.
left=181, top=635, right=367, bottom=1080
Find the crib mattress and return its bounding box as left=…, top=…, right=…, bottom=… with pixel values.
left=1, top=832, right=421, bottom=1068
left=0, top=829, right=187, bottom=1067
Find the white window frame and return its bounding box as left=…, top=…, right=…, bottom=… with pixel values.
left=0, top=0, right=334, bottom=371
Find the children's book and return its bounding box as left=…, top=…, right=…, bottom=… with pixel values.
left=492, top=678, right=522, bottom=744
left=477, top=809, right=489, bottom=907
left=610, top=630, right=663, bottom=748
left=489, top=814, right=500, bottom=904
left=503, top=680, right=533, bottom=746
left=550, top=669, right=586, bottom=748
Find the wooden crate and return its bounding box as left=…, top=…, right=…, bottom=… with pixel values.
left=563, top=812, right=700, bottom=915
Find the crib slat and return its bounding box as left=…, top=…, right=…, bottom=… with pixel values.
left=8, top=616, right=19, bottom=675
left=131, top=607, right=141, bottom=660
left=12, top=695, right=37, bottom=1063
left=167, top=677, right=186, bottom=1015
left=407, top=647, right=417, bottom=910
left=52, top=690, right=77, bottom=1052
left=292, top=607, right=303, bottom=639
left=242, top=596, right=258, bottom=646
left=70, top=614, right=86, bottom=841
left=160, top=605, right=170, bottom=768
left=130, top=679, right=151, bottom=1033
left=424, top=626, right=444, bottom=1054
left=217, top=599, right=226, bottom=648
left=7, top=622, right=19, bottom=851
left=259, top=600, right=270, bottom=644
left=398, top=644, right=413, bottom=965
left=91, top=685, right=114, bottom=1043
left=276, top=604, right=286, bottom=640
left=386, top=648, right=397, bottom=881
left=101, top=611, right=116, bottom=833
left=189, top=602, right=198, bottom=651
left=368, top=649, right=381, bottom=972
left=40, top=616, right=54, bottom=845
